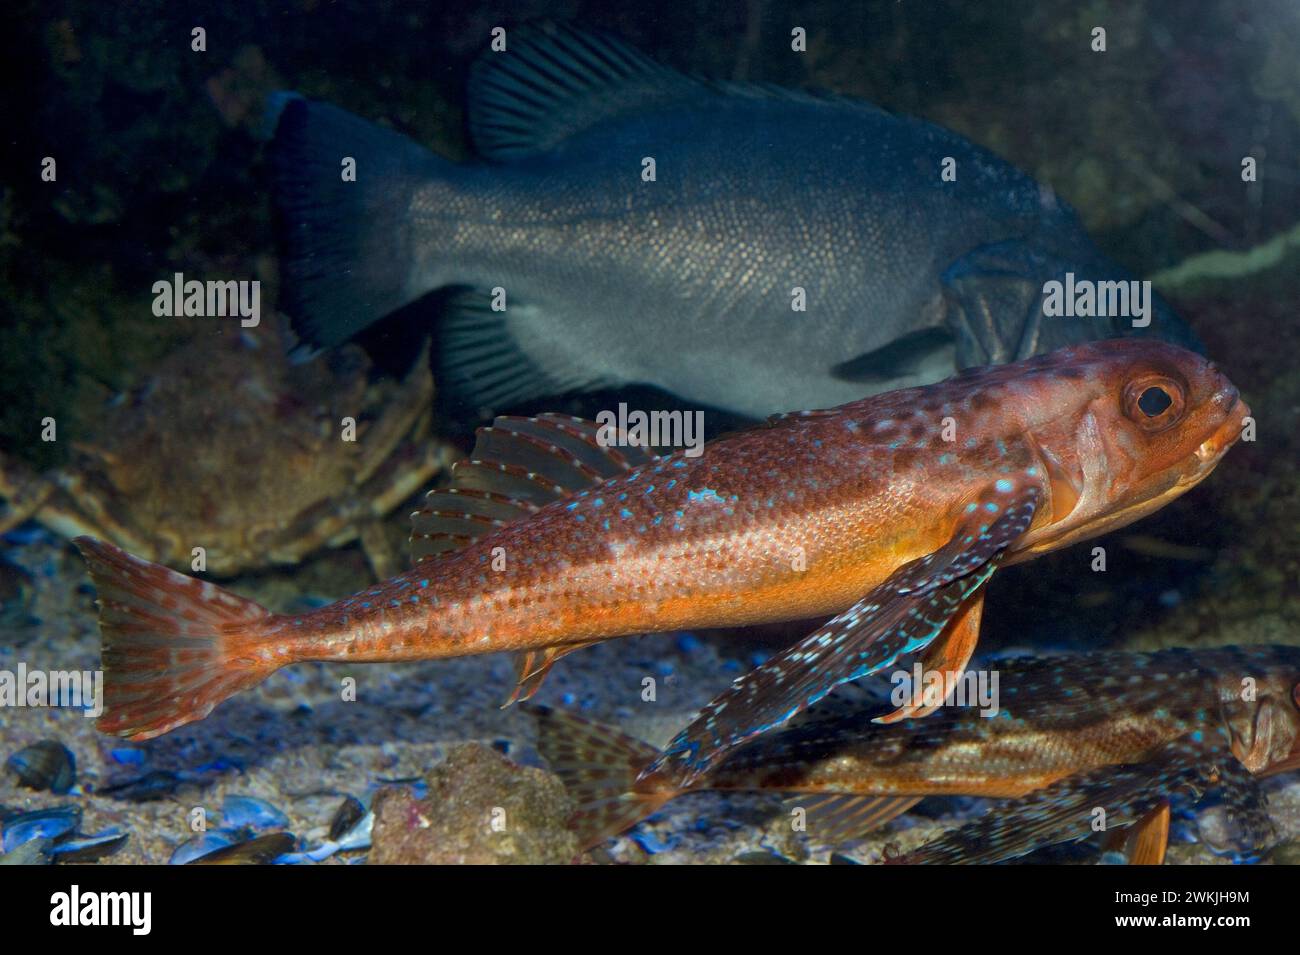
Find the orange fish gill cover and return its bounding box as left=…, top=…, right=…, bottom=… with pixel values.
left=75, top=339, right=1247, bottom=759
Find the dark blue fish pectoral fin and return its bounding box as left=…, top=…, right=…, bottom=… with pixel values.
left=829, top=326, right=955, bottom=384
left=642, top=484, right=1041, bottom=785
left=438, top=291, right=622, bottom=415
left=889, top=737, right=1218, bottom=865
left=942, top=240, right=1054, bottom=367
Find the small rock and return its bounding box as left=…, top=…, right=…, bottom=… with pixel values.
left=369, top=743, right=577, bottom=864
left=1269, top=840, right=1300, bottom=865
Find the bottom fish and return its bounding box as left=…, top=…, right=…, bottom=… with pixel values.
left=531, top=646, right=1300, bottom=862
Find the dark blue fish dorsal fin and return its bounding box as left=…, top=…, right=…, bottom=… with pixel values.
left=438, top=290, right=618, bottom=413
left=468, top=25, right=892, bottom=162
left=410, top=413, right=656, bottom=562
left=467, top=24, right=703, bottom=161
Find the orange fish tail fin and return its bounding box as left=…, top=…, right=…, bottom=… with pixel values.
left=74, top=537, right=281, bottom=741
left=528, top=704, right=675, bottom=852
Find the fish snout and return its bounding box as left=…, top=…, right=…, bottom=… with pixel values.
left=1193, top=381, right=1249, bottom=467
left=1210, top=377, right=1240, bottom=415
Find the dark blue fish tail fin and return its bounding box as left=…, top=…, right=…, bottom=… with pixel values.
left=528, top=704, right=676, bottom=852
left=270, top=95, right=456, bottom=350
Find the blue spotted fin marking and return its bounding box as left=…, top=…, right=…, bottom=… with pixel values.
left=527, top=704, right=675, bottom=852
left=644, top=483, right=1040, bottom=785
left=893, top=482, right=1040, bottom=596
left=890, top=737, right=1217, bottom=865
left=784, top=794, right=922, bottom=846
left=411, top=413, right=656, bottom=561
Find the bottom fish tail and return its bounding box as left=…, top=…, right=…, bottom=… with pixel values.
left=528, top=704, right=675, bottom=852
left=74, top=537, right=282, bottom=740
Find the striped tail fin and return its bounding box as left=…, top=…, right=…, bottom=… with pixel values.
left=74, top=537, right=281, bottom=740
left=528, top=704, right=677, bottom=852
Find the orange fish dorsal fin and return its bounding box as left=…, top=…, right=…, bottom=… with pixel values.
left=784, top=794, right=922, bottom=846
left=410, top=414, right=657, bottom=563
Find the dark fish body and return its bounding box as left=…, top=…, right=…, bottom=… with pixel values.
left=272, top=25, right=1197, bottom=417
left=532, top=646, right=1300, bottom=857
left=701, top=646, right=1297, bottom=796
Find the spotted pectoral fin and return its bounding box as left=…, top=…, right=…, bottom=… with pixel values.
left=785, top=794, right=922, bottom=846
left=411, top=413, right=656, bottom=562
left=889, top=738, right=1214, bottom=865
left=642, top=483, right=1040, bottom=785
left=873, top=589, right=985, bottom=724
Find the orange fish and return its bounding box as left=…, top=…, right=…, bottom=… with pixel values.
left=76, top=340, right=1247, bottom=762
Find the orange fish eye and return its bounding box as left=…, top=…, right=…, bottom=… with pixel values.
left=1123, top=375, right=1185, bottom=430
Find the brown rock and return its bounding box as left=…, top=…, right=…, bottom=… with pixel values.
left=369, top=743, right=577, bottom=864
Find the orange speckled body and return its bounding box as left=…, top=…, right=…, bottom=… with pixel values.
left=268, top=338, right=1245, bottom=667
left=76, top=339, right=1248, bottom=741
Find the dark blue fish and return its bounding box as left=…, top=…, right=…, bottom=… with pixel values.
left=271, top=24, right=1197, bottom=417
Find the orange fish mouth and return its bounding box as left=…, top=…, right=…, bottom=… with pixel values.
left=1190, top=397, right=1250, bottom=477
